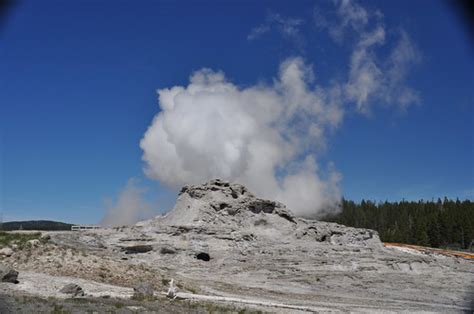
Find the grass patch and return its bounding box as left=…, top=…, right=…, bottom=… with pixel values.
left=51, top=303, right=69, bottom=314
left=114, top=302, right=124, bottom=309
left=180, top=300, right=263, bottom=313
left=130, top=294, right=158, bottom=302
left=0, top=231, right=41, bottom=249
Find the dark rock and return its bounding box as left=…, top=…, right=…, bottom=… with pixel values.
left=186, top=187, right=207, bottom=199
left=210, top=179, right=229, bottom=187
left=275, top=209, right=296, bottom=223
left=241, top=234, right=256, bottom=241
left=59, top=283, right=84, bottom=297
left=248, top=200, right=276, bottom=214
left=0, top=264, right=18, bottom=284
left=196, top=252, right=210, bottom=261
left=219, top=203, right=228, bottom=210
left=179, top=185, right=189, bottom=195
left=122, top=245, right=153, bottom=254
left=254, top=219, right=268, bottom=226
left=119, top=237, right=153, bottom=242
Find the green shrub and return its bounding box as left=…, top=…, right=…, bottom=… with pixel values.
left=0, top=231, right=41, bottom=249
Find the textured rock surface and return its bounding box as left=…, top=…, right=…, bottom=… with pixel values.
left=0, top=264, right=19, bottom=284
left=133, top=282, right=154, bottom=299
left=142, top=179, right=382, bottom=249
left=59, top=283, right=85, bottom=297
left=0, top=248, right=13, bottom=257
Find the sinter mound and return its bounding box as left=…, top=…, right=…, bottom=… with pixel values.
left=147, top=179, right=382, bottom=248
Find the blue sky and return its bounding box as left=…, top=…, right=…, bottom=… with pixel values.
left=1, top=0, right=473, bottom=223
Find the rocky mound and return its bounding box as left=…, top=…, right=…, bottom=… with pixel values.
left=162, top=179, right=294, bottom=225
left=150, top=179, right=382, bottom=248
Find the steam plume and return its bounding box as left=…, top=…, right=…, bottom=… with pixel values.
left=141, top=57, right=343, bottom=217
left=139, top=0, right=420, bottom=218
left=101, top=178, right=152, bottom=227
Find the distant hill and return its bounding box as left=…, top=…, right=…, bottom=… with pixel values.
left=0, top=220, right=73, bottom=231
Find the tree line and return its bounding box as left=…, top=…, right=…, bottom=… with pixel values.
left=0, top=220, right=72, bottom=231
left=321, top=198, right=474, bottom=250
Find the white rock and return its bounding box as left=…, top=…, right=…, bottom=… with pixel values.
left=0, top=247, right=13, bottom=257
left=27, top=239, right=40, bottom=247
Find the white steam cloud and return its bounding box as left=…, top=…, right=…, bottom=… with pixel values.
left=141, top=58, right=343, bottom=217
left=101, top=179, right=152, bottom=227
left=247, top=12, right=304, bottom=44
left=316, top=0, right=421, bottom=114
left=138, top=0, right=420, bottom=218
